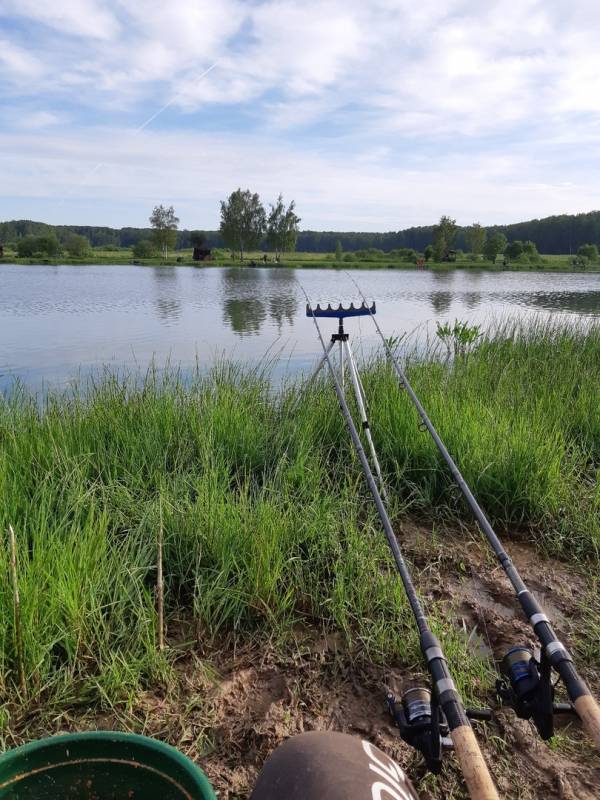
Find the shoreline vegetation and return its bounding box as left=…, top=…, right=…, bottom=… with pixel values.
left=2, top=249, right=600, bottom=272
left=4, top=204, right=600, bottom=271
left=0, top=319, right=598, bottom=725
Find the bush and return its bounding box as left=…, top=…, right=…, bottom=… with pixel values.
left=577, top=243, right=599, bottom=261
left=506, top=240, right=540, bottom=263
left=64, top=233, right=91, bottom=257
left=388, top=248, right=417, bottom=262
left=343, top=253, right=356, bottom=262
left=132, top=240, right=156, bottom=258
left=354, top=248, right=385, bottom=260
left=17, top=234, right=61, bottom=257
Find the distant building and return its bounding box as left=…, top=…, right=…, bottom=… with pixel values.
left=193, top=247, right=211, bottom=261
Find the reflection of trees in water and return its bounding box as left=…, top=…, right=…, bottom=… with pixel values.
left=517, top=291, right=600, bottom=316
left=429, top=291, right=452, bottom=315
left=220, top=267, right=299, bottom=335
left=221, top=268, right=266, bottom=335
left=152, top=267, right=181, bottom=324
left=223, top=298, right=266, bottom=334
left=266, top=268, right=297, bottom=331
left=463, top=292, right=481, bottom=310
left=430, top=269, right=455, bottom=284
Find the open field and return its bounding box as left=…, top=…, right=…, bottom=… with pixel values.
left=1, top=320, right=599, bottom=796
left=2, top=247, right=599, bottom=272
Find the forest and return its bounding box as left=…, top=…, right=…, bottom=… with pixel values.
left=2, top=210, right=600, bottom=254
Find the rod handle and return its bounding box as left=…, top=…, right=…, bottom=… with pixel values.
left=451, top=724, right=500, bottom=800
left=574, top=694, right=600, bottom=749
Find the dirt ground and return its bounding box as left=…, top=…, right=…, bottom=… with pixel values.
left=16, top=520, right=600, bottom=799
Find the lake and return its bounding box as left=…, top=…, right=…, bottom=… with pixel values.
left=1, top=263, right=599, bottom=395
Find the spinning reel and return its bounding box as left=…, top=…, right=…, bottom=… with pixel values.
left=386, top=686, right=492, bottom=773
left=496, top=646, right=575, bottom=739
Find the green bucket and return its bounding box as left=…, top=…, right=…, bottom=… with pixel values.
left=0, top=731, right=216, bottom=799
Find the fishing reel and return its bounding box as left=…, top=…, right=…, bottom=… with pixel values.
left=496, top=646, right=575, bottom=739
left=386, top=687, right=492, bottom=773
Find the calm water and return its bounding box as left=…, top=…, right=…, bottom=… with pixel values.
left=1, top=264, right=599, bottom=394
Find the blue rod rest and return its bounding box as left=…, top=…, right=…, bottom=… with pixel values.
left=306, top=301, right=376, bottom=319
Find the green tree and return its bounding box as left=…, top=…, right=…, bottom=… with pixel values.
left=505, top=240, right=524, bottom=259
left=149, top=205, right=179, bottom=258
left=483, top=232, right=507, bottom=262
left=424, top=244, right=434, bottom=261
left=219, top=188, right=266, bottom=261
left=266, top=194, right=301, bottom=259
left=17, top=233, right=60, bottom=257
left=335, top=240, right=343, bottom=261
left=133, top=239, right=156, bottom=258
left=522, top=240, right=540, bottom=261
left=17, top=236, right=38, bottom=257
left=64, top=232, right=90, bottom=256
left=577, top=243, right=598, bottom=261
left=465, top=223, right=486, bottom=256
left=432, top=215, right=457, bottom=261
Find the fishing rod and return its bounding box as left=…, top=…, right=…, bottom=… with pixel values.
left=348, top=274, right=600, bottom=751
left=301, top=287, right=499, bottom=800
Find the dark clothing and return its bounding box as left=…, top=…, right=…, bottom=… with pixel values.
left=252, top=731, right=419, bottom=800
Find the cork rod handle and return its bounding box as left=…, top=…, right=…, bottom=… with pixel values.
left=574, top=694, right=600, bottom=750
left=451, top=724, right=500, bottom=800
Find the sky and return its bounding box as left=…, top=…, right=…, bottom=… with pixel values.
left=1, top=0, right=600, bottom=231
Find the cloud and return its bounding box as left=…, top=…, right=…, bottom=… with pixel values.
left=1, top=0, right=120, bottom=39
left=16, top=110, right=64, bottom=128
left=0, top=38, right=43, bottom=77
left=1, top=123, right=598, bottom=230
left=1, top=1, right=600, bottom=227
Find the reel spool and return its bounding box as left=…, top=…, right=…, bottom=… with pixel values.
left=496, top=645, right=575, bottom=739
left=387, top=686, right=492, bottom=773
left=386, top=687, right=447, bottom=773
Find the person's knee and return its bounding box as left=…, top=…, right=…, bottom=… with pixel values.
left=252, top=731, right=419, bottom=800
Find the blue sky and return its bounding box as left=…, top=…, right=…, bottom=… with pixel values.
left=1, top=0, right=600, bottom=231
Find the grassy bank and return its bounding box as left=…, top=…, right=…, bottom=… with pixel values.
left=0, top=321, right=598, bottom=724
left=2, top=249, right=599, bottom=272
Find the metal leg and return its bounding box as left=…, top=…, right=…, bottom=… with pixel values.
left=339, top=339, right=345, bottom=392
left=344, top=340, right=388, bottom=503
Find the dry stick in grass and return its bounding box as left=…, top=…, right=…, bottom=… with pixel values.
left=157, top=499, right=165, bottom=651
left=8, top=524, right=26, bottom=698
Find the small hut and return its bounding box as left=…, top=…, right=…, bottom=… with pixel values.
left=192, top=247, right=211, bottom=261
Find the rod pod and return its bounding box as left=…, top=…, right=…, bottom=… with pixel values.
left=302, top=289, right=499, bottom=800
left=348, top=275, right=600, bottom=751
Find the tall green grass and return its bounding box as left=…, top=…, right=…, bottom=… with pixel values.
left=0, top=320, right=598, bottom=716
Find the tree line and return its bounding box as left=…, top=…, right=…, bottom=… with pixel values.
left=2, top=208, right=600, bottom=257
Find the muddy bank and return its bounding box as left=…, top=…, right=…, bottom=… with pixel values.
left=9, top=521, right=600, bottom=799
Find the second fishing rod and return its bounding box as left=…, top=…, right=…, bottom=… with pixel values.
left=348, top=275, right=600, bottom=751
left=302, top=291, right=499, bottom=800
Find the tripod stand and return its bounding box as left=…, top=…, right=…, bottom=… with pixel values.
left=305, top=302, right=388, bottom=503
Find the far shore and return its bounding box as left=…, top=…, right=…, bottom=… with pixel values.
left=2, top=251, right=599, bottom=273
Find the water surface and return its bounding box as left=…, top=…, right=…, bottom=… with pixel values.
left=1, top=264, right=599, bottom=394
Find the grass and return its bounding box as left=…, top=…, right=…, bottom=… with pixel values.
left=0, top=320, right=598, bottom=726
left=2, top=247, right=599, bottom=272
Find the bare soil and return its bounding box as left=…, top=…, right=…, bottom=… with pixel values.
left=12, top=520, right=600, bottom=799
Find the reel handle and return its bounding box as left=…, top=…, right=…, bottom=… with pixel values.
left=574, top=694, right=600, bottom=749
left=451, top=725, right=499, bottom=800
